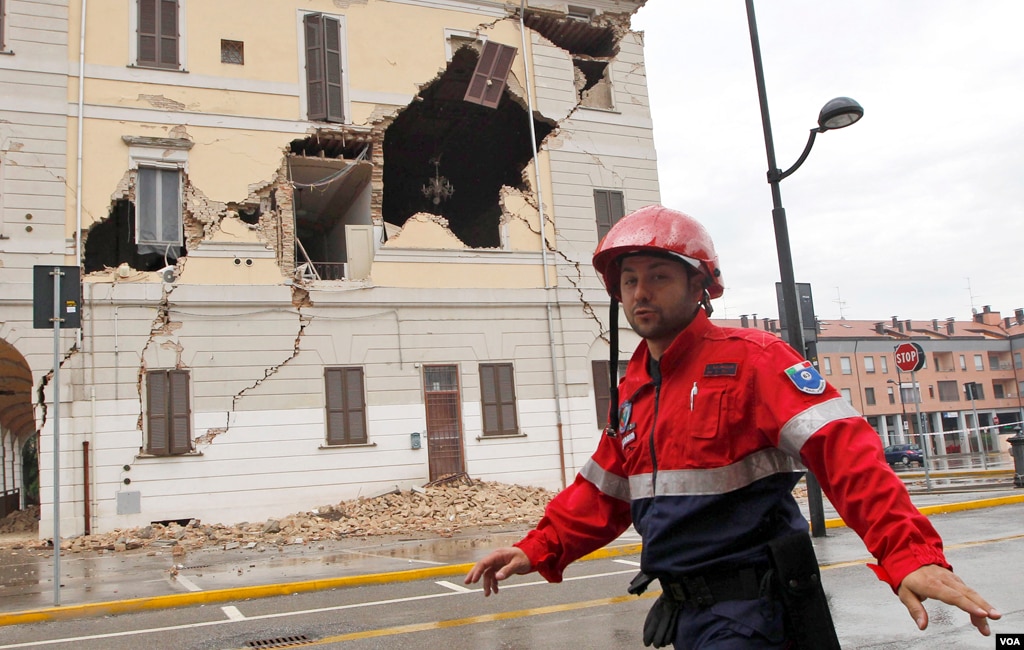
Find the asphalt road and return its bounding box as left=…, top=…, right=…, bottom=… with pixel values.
left=2, top=502, right=1022, bottom=650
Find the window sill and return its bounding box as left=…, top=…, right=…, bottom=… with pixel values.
left=128, top=64, right=189, bottom=73
left=135, top=450, right=203, bottom=459
left=475, top=432, right=527, bottom=441
left=319, top=442, right=377, bottom=450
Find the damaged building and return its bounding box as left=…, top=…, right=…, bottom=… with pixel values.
left=1, top=0, right=661, bottom=537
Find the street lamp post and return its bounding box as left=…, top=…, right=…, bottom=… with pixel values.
left=745, top=0, right=863, bottom=538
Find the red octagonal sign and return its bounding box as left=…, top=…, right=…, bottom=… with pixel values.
left=894, top=342, right=925, bottom=372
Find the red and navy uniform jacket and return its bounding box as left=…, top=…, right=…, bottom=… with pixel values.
left=515, top=310, right=948, bottom=591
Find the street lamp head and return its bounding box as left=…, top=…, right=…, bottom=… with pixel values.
left=817, top=97, right=863, bottom=131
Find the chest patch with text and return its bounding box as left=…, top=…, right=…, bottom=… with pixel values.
left=703, top=362, right=738, bottom=377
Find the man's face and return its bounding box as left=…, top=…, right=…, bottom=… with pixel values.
left=619, top=254, right=704, bottom=358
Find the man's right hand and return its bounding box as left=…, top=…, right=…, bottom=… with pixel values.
left=464, top=547, right=532, bottom=596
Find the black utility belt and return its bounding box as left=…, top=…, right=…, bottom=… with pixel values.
left=630, top=566, right=771, bottom=609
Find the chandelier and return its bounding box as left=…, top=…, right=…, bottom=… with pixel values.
left=421, top=158, right=454, bottom=205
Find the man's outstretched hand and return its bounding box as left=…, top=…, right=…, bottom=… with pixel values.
left=464, top=547, right=532, bottom=596
left=898, top=564, right=1001, bottom=636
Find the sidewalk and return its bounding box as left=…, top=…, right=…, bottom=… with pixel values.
left=2, top=482, right=1022, bottom=626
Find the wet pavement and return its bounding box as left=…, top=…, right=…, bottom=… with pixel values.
left=1, top=475, right=1021, bottom=625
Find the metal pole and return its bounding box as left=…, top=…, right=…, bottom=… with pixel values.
left=969, top=391, right=986, bottom=470
left=50, top=267, right=63, bottom=606
left=745, top=0, right=826, bottom=536
left=910, top=370, right=931, bottom=491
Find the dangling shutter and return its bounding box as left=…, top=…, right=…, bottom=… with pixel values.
left=464, top=40, right=516, bottom=109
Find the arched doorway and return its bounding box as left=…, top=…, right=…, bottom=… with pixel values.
left=0, top=337, right=36, bottom=515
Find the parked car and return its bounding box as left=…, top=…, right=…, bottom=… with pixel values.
left=884, top=444, right=924, bottom=467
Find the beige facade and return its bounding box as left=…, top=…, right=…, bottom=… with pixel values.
left=1, top=0, right=659, bottom=536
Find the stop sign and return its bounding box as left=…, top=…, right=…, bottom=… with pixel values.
left=894, top=342, right=925, bottom=372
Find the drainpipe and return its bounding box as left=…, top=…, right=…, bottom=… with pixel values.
left=75, top=0, right=87, bottom=265
left=520, top=1, right=568, bottom=488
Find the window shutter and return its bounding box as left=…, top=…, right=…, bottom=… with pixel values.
left=326, top=367, right=366, bottom=444
left=304, top=14, right=327, bottom=121
left=481, top=365, right=499, bottom=434
left=497, top=364, right=516, bottom=435
left=594, top=189, right=625, bottom=239
left=158, top=0, right=178, bottom=68
left=480, top=363, right=517, bottom=436
left=323, top=16, right=344, bottom=122
left=138, top=0, right=158, bottom=66
left=344, top=367, right=366, bottom=443
left=147, top=370, right=169, bottom=455
left=168, top=370, right=191, bottom=454
left=592, top=360, right=610, bottom=428
left=464, top=40, right=517, bottom=109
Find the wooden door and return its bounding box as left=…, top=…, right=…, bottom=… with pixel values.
left=423, top=365, right=465, bottom=481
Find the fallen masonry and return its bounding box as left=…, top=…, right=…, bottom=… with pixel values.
left=0, top=480, right=556, bottom=554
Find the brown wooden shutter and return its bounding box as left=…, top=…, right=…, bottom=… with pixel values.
left=158, top=0, right=179, bottom=68
left=464, top=40, right=516, bottom=109
left=1, top=0, right=8, bottom=51
left=138, top=0, right=158, bottom=66
left=326, top=367, right=366, bottom=444
left=168, top=369, right=191, bottom=454
left=323, top=15, right=344, bottom=122
left=480, top=363, right=517, bottom=436
left=147, top=370, right=168, bottom=454
left=595, top=189, right=625, bottom=239
left=304, top=13, right=326, bottom=121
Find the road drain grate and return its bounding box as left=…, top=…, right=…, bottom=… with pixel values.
left=246, top=636, right=314, bottom=648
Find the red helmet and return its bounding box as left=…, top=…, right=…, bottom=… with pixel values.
left=593, top=205, right=723, bottom=301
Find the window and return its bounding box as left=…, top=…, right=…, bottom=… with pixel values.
left=887, top=386, right=895, bottom=404
left=1016, top=352, right=1022, bottom=369
left=479, top=363, right=518, bottom=436
left=864, top=387, right=876, bottom=405
left=137, top=0, right=180, bottom=70
left=864, top=356, right=875, bottom=373
left=880, top=355, right=888, bottom=374
left=136, top=166, right=183, bottom=254
left=959, top=355, right=967, bottom=371
left=988, top=353, right=1001, bottom=371
left=220, top=39, right=243, bottom=64
left=594, top=190, right=625, bottom=240
left=822, top=357, right=832, bottom=376
left=937, top=380, right=960, bottom=402
left=592, top=360, right=629, bottom=428
left=146, top=369, right=191, bottom=455
left=325, top=367, right=367, bottom=445
left=840, top=357, right=852, bottom=375
left=840, top=388, right=852, bottom=404
left=971, top=382, right=985, bottom=400
left=974, top=354, right=984, bottom=371
left=994, top=383, right=1005, bottom=399
left=304, top=13, right=345, bottom=122
left=900, top=385, right=920, bottom=404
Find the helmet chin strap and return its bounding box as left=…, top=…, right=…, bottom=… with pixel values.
left=607, top=299, right=620, bottom=437
left=702, top=289, right=714, bottom=317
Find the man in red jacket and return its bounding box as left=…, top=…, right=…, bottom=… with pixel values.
left=465, top=206, right=1000, bottom=648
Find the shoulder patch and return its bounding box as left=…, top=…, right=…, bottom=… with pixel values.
left=784, top=360, right=826, bottom=395
left=704, top=362, right=739, bottom=377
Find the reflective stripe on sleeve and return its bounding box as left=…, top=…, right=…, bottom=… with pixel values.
left=778, top=397, right=862, bottom=458
left=628, top=447, right=802, bottom=498
left=580, top=458, right=631, bottom=503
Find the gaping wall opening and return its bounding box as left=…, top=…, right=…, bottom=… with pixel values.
left=381, top=46, right=554, bottom=249
left=83, top=197, right=186, bottom=273
left=288, top=133, right=375, bottom=280
left=524, top=10, right=621, bottom=109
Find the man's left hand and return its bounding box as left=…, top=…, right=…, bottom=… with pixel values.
left=897, top=564, right=1001, bottom=636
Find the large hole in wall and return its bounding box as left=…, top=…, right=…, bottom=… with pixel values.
left=83, top=198, right=187, bottom=273
left=382, top=46, right=554, bottom=249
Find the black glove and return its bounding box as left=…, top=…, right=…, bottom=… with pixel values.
left=642, top=592, right=680, bottom=648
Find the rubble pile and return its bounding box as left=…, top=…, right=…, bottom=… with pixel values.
left=0, top=480, right=555, bottom=554
left=0, top=505, right=39, bottom=534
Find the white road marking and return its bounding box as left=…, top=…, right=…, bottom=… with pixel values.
left=612, top=559, right=641, bottom=567
left=0, top=567, right=637, bottom=648
left=172, top=575, right=202, bottom=592
left=221, top=606, right=245, bottom=621
left=435, top=580, right=473, bottom=593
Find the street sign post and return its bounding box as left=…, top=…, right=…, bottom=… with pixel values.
left=892, top=342, right=931, bottom=490
left=33, top=265, right=82, bottom=607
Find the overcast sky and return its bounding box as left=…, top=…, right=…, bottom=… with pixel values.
left=630, top=1, right=1024, bottom=323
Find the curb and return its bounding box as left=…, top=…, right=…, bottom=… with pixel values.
left=3, top=494, right=1022, bottom=627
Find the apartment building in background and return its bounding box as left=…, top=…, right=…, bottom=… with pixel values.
left=0, top=0, right=660, bottom=536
